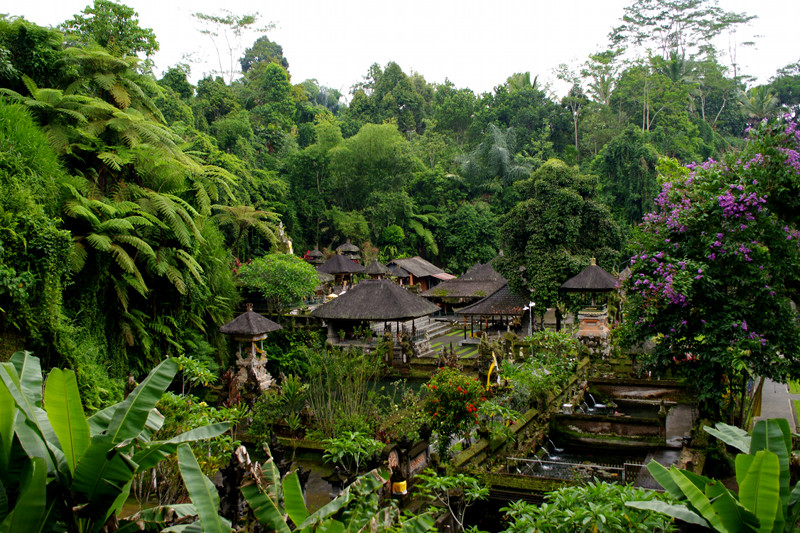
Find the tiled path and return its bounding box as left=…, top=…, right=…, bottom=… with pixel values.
left=753, top=378, right=800, bottom=431
left=428, top=327, right=479, bottom=359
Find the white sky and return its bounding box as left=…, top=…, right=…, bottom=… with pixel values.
left=9, top=0, right=800, bottom=97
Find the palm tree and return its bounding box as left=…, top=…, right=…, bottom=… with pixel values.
left=738, top=86, right=781, bottom=126
left=458, top=124, right=531, bottom=196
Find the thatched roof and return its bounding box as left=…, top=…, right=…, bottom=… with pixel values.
left=421, top=262, right=507, bottom=299
left=386, top=256, right=444, bottom=278
left=365, top=259, right=389, bottom=276
left=316, top=270, right=335, bottom=284
left=456, top=285, right=528, bottom=317
left=560, top=260, right=618, bottom=291
left=310, top=279, right=439, bottom=320
left=307, top=248, right=324, bottom=258
left=336, top=239, right=360, bottom=253
left=318, top=254, right=366, bottom=274
left=220, top=305, right=282, bottom=336
left=388, top=264, right=410, bottom=278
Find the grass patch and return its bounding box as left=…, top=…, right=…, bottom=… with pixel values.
left=794, top=400, right=800, bottom=429
left=789, top=381, right=800, bottom=394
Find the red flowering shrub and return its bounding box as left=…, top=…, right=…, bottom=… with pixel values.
left=422, top=367, right=485, bottom=457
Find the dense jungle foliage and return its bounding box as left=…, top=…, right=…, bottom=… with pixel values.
left=1, top=0, right=799, bottom=407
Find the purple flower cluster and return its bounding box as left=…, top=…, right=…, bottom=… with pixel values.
left=716, top=186, right=765, bottom=221
left=631, top=257, right=688, bottom=306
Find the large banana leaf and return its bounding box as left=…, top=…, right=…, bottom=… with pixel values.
left=706, top=480, right=760, bottom=533
left=241, top=479, right=291, bottom=533
left=176, top=443, right=231, bottom=533
left=72, top=436, right=138, bottom=516
left=298, top=469, right=386, bottom=530
left=668, top=467, right=729, bottom=532
left=625, top=500, right=709, bottom=528
left=44, top=368, right=91, bottom=474
left=0, top=456, right=47, bottom=533
left=750, top=419, right=790, bottom=523
left=705, top=423, right=752, bottom=454
left=105, top=358, right=178, bottom=444
left=1, top=364, right=67, bottom=476
left=646, top=460, right=686, bottom=500
left=738, top=450, right=781, bottom=533
left=9, top=352, right=42, bottom=407
left=131, top=422, right=230, bottom=471
left=0, top=370, right=16, bottom=479
left=282, top=471, right=309, bottom=528
left=88, top=403, right=164, bottom=439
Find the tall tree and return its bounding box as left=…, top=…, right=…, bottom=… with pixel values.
left=610, top=0, right=755, bottom=62
left=495, top=159, right=622, bottom=328
left=618, top=117, right=800, bottom=420
left=60, top=0, right=159, bottom=58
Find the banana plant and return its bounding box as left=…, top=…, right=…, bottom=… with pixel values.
left=0, top=351, right=231, bottom=533
left=241, top=457, right=434, bottom=533
left=627, top=418, right=800, bottom=533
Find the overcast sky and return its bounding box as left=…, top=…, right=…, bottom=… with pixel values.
left=9, top=0, right=800, bottom=97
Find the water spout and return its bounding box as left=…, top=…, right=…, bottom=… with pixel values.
left=548, top=439, right=564, bottom=453
left=540, top=447, right=552, bottom=459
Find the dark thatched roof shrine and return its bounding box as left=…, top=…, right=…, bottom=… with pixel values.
left=455, top=285, right=528, bottom=317
left=365, top=259, right=389, bottom=276
left=336, top=239, right=360, bottom=253
left=388, top=264, right=410, bottom=278
left=307, top=248, right=324, bottom=258
left=220, top=305, right=282, bottom=337
left=316, top=270, right=335, bottom=284
left=310, top=279, right=439, bottom=321
left=421, top=262, right=507, bottom=299
left=318, top=254, right=366, bottom=274
left=560, top=259, right=618, bottom=292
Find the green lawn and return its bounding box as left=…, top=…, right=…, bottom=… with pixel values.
left=794, top=400, right=800, bottom=428
left=790, top=381, right=800, bottom=394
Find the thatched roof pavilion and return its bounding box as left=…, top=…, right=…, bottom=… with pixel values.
left=318, top=254, right=365, bottom=274
left=386, top=256, right=454, bottom=291
left=305, top=247, right=324, bottom=265
left=318, top=254, right=365, bottom=285
left=560, top=258, right=618, bottom=292
left=220, top=303, right=282, bottom=357
left=336, top=239, right=360, bottom=254
left=311, top=279, right=439, bottom=344
left=561, top=258, right=618, bottom=335
left=455, top=285, right=529, bottom=339
left=365, top=259, right=389, bottom=279
left=421, top=262, right=507, bottom=301
left=311, top=279, right=438, bottom=321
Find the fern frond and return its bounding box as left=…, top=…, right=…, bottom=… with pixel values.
left=86, top=233, right=113, bottom=252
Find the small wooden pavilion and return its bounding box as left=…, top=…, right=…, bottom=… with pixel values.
left=310, top=279, right=439, bottom=343
left=421, top=262, right=507, bottom=313
left=455, top=285, right=528, bottom=340
left=386, top=256, right=454, bottom=291
left=560, top=258, right=618, bottom=335
left=365, top=259, right=390, bottom=279
left=336, top=239, right=361, bottom=263
left=317, top=254, right=366, bottom=285
left=219, top=303, right=283, bottom=358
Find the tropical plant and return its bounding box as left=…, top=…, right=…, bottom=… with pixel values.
left=415, top=470, right=489, bottom=532
left=241, top=459, right=434, bottom=533
left=237, top=253, right=318, bottom=315
left=322, top=431, right=384, bottom=476
left=627, top=418, right=800, bottom=532
left=422, top=367, right=487, bottom=458
left=304, top=347, right=384, bottom=438
left=0, top=352, right=231, bottom=532
left=503, top=480, right=675, bottom=533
